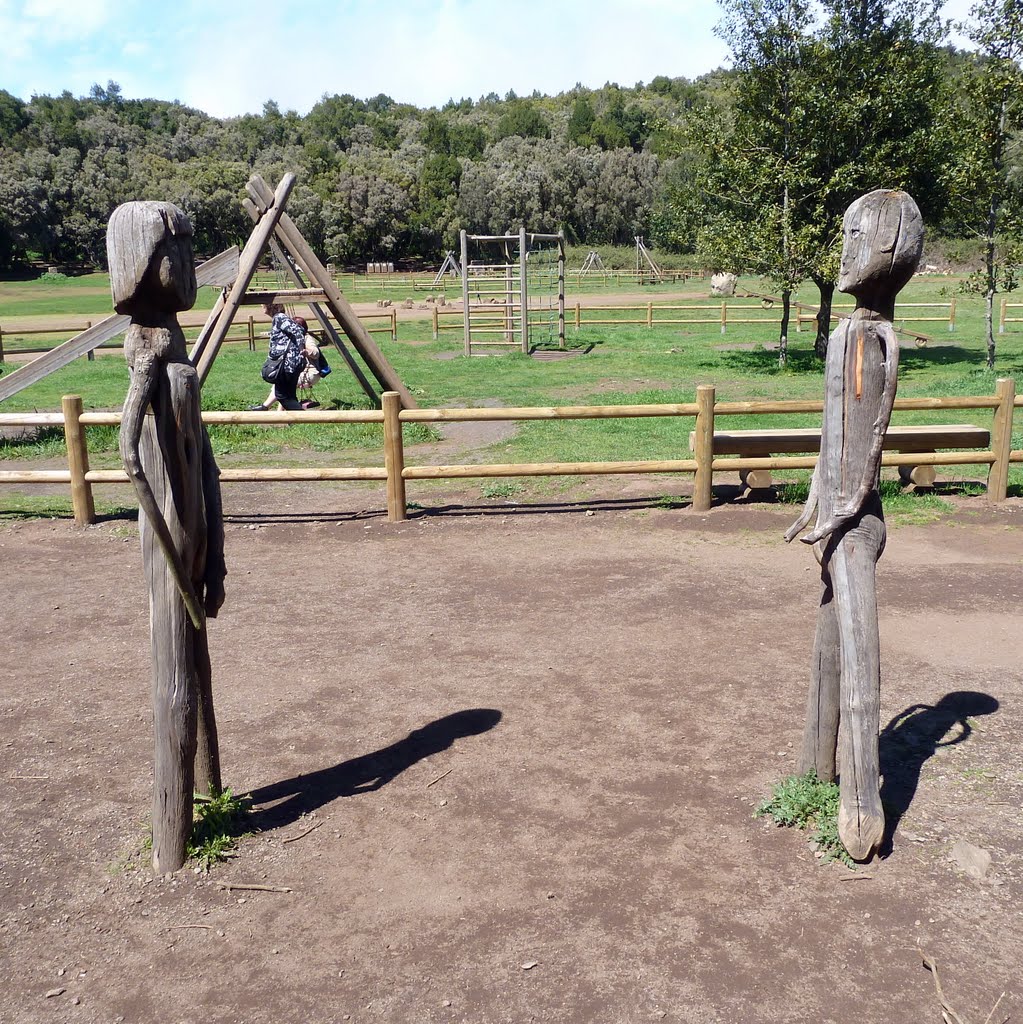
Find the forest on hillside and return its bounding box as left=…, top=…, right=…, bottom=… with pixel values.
left=0, top=0, right=1019, bottom=318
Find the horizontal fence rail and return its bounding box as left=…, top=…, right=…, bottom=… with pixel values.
left=1, top=382, right=1018, bottom=524
left=0, top=310, right=398, bottom=363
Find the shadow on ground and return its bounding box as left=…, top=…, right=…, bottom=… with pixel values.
left=879, top=690, right=999, bottom=854
left=246, top=708, right=503, bottom=832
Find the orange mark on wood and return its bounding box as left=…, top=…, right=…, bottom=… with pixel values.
left=855, top=332, right=864, bottom=399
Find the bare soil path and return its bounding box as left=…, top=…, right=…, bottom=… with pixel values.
left=1, top=488, right=1021, bottom=1024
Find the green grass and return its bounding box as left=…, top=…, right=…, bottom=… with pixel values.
left=187, top=788, right=251, bottom=871
left=755, top=771, right=854, bottom=867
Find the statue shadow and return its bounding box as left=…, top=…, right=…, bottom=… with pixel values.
left=245, top=708, right=502, bottom=832
left=878, top=690, right=999, bottom=853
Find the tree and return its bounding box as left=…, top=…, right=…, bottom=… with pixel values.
left=697, top=0, right=819, bottom=365
left=946, top=0, right=1023, bottom=368
left=798, top=0, right=949, bottom=355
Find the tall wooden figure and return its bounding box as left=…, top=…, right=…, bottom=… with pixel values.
left=108, top=202, right=227, bottom=874
left=785, top=189, right=923, bottom=861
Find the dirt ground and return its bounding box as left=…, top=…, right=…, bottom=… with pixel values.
left=1, top=478, right=1021, bottom=1024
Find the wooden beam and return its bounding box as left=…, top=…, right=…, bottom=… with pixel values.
left=239, top=289, right=329, bottom=305
left=0, top=247, right=240, bottom=403
left=251, top=213, right=378, bottom=406
left=193, top=175, right=297, bottom=384
left=247, top=174, right=417, bottom=408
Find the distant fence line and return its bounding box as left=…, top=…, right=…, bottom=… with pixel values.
left=0, top=310, right=398, bottom=363
left=428, top=299, right=956, bottom=339
left=1, top=383, right=1018, bottom=525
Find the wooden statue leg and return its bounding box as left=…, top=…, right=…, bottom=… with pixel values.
left=830, top=503, right=886, bottom=861
left=797, top=561, right=840, bottom=781
left=194, top=626, right=222, bottom=796
left=142, top=400, right=201, bottom=873
left=142, top=494, right=198, bottom=873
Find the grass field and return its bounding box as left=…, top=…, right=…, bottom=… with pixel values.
left=2, top=271, right=1021, bottom=514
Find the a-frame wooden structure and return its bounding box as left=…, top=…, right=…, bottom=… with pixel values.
left=191, top=173, right=415, bottom=408
left=0, top=172, right=416, bottom=409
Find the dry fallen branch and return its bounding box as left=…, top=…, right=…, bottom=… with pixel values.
left=282, top=820, right=322, bottom=844
left=921, top=951, right=969, bottom=1024
left=920, top=950, right=1007, bottom=1024
left=166, top=924, right=213, bottom=931
left=217, top=882, right=292, bottom=893
left=426, top=767, right=454, bottom=788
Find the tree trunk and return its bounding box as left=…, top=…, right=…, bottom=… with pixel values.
left=814, top=278, right=835, bottom=360
left=779, top=289, right=791, bottom=367
left=984, top=237, right=997, bottom=370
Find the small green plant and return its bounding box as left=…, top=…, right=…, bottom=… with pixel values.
left=755, top=771, right=854, bottom=867
left=480, top=481, right=519, bottom=499
left=187, top=788, right=251, bottom=871
left=655, top=494, right=684, bottom=509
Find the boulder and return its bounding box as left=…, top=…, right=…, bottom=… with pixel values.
left=710, top=272, right=738, bottom=297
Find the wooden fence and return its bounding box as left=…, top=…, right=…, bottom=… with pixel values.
left=999, top=299, right=1023, bottom=333
left=427, top=299, right=956, bottom=339
left=2, top=382, right=1019, bottom=525
left=0, top=310, right=398, bottom=363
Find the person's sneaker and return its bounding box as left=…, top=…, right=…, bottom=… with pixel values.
left=301, top=400, right=320, bottom=409
left=247, top=404, right=267, bottom=411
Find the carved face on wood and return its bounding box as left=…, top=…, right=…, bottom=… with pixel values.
left=838, top=190, right=924, bottom=301
left=107, top=201, right=197, bottom=315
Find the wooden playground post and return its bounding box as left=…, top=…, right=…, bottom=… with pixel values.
left=382, top=391, right=407, bottom=522
left=519, top=227, right=529, bottom=354
left=692, top=385, right=716, bottom=512
left=247, top=315, right=255, bottom=351
left=988, top=377, right=1016, bottom=502
left=460, top=230, right=471, bottom=357
left=558, top=230, right=566, bottom=349
left=62, top=394, right=95, bottom=525
left=432, top=304, right=439, bottom=340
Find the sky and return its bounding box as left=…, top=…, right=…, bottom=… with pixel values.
left=0, top=0, right=980, bottom=119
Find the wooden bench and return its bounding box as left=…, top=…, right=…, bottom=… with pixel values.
left=689, top=424, right=991, bottom=489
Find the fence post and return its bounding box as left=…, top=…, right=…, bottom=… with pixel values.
left=948, top=297, right=956, bottom=332
left=0, top=324, right=4, bottom=363
left=62, top=394, right=96, bottom=526
left=647, top=302, right=653, bottom=328
left=987, top=377, right=1015, bottom=502
left=248, top=315, right=255, bottom=351
left=692, top=385, right=715, bottom=513
left=432, top=304, right=439, bottom=340
left=720, top=302, right=727, bottom=335
left=382, top=391, right=407, bottom=522
left=86, top=321, right=94, bottom=360
left=575, top=302, right=581, bottom=331
left=999, top=297, right=1007, bottom=335
left=391, top=308, right=397, bottom=342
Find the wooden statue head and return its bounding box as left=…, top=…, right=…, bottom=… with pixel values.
left=107, top=202, right=197, bottom=316
left=838, top=190, right=923, bottom=303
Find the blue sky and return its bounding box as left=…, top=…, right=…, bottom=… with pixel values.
left=0, top=0, right=978, bottom=118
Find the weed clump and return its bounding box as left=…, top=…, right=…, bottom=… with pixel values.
left=187, top=789, right=251, bottom=871
left=755, top=771, right=854, bottom=867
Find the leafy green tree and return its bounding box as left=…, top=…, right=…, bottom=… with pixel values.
left=946, top=0, right=1023, bottom=368
left=494, top=100, right=551, bottom=140
left=567, top=96, right=596, bottom=146
left=698, top=0, right=819, bottom=365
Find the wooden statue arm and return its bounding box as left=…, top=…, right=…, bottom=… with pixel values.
left=120, top=353, right=206, bottom=630
left=801, top=325, right=900, bottom=545
left=783, top=465, right=819, bottom=543
left=200, top=428, right=226, bottom=618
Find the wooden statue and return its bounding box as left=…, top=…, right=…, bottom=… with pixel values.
left=784, top=189, right=923, bottom=861
left=108, top=202, right=227, bottom=873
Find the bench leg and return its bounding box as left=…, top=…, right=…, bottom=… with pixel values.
left=898, top=451, right=936, bottom=489
left=740, top=467, right=773, bottom=490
